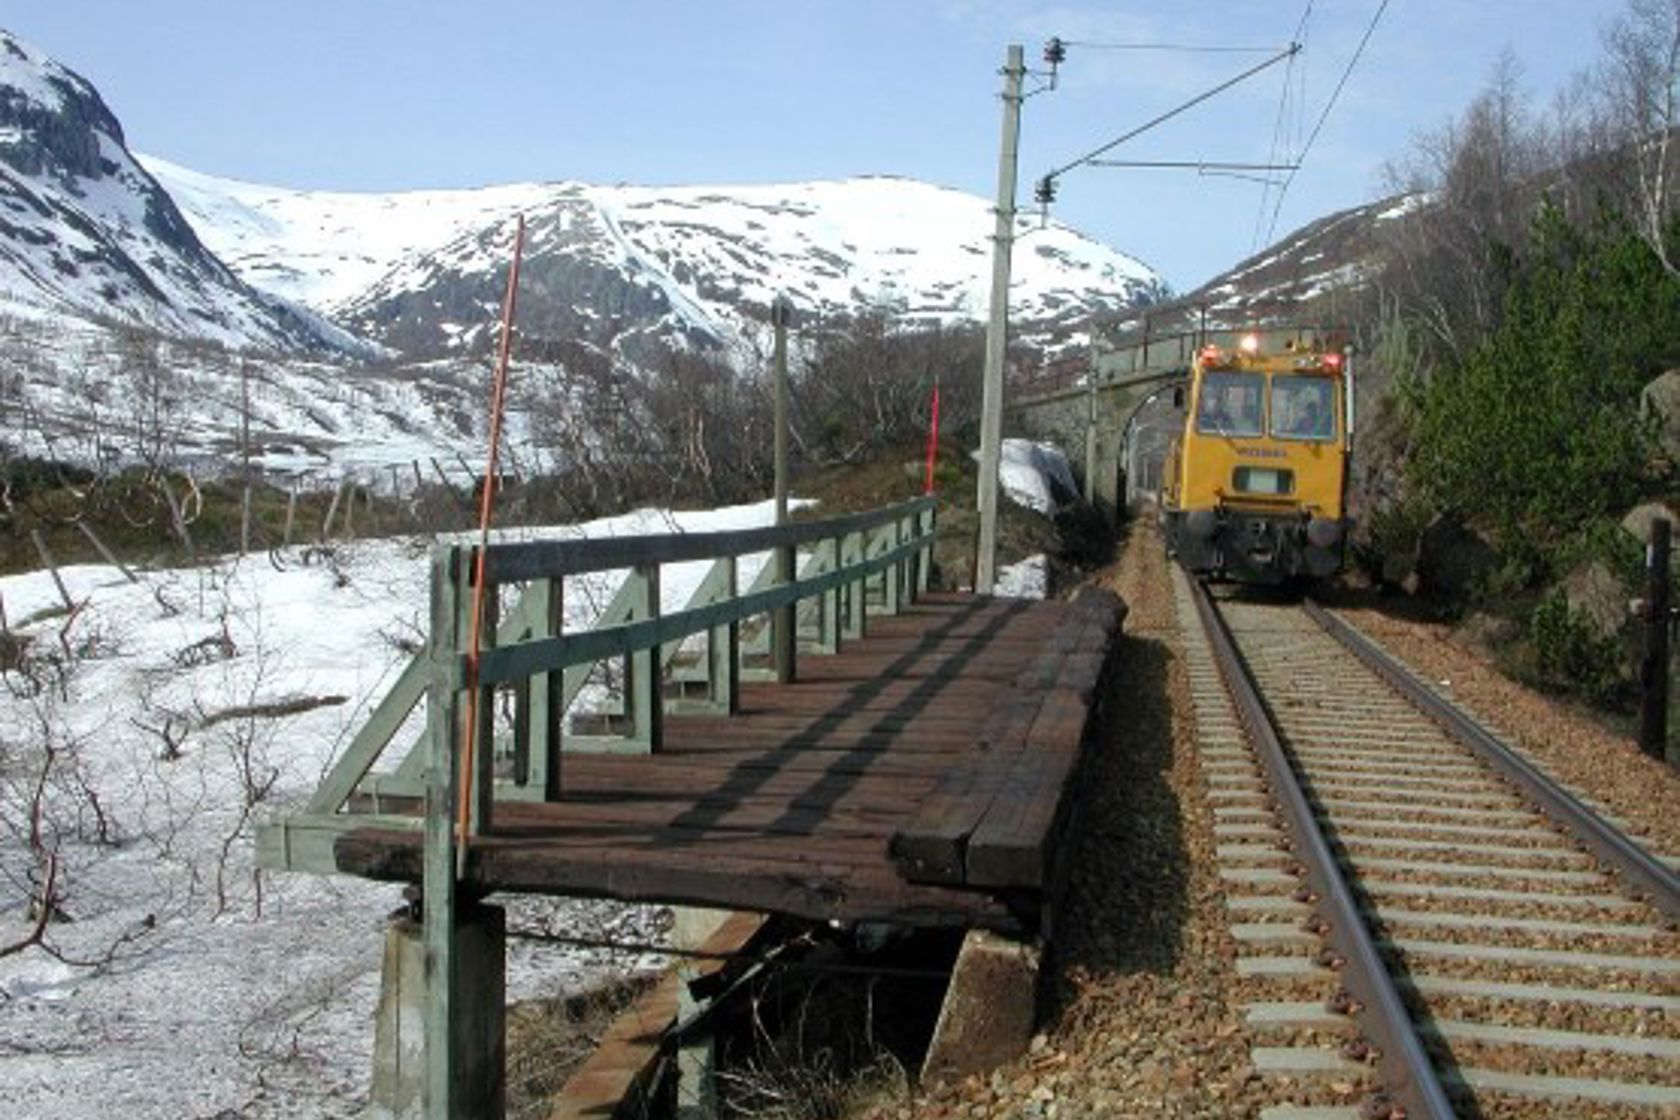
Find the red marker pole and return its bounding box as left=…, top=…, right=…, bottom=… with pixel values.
left=924, top=380, right=941, bottom=495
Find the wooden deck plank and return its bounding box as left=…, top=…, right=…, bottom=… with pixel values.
left=332, top=590, right=1120, bottom=931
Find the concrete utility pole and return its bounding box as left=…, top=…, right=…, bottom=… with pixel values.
left=771, top=296, right=795, bottom=682
left=974, top=44, right=1026, bottom=594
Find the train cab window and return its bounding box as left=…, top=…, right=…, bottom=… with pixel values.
left=1271, top=376, right=1336, bottom=441
left=1195, top=372, right=1264, bottom=437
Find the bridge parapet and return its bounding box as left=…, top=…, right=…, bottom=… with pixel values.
left=257, top=496, right=938, bottom=876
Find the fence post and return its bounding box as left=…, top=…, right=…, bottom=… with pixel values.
left=917, top=505, right=934, bottom=596
left=1640, top=517, right=1672, bottom=761
left=881, top=522, right=901, bottom=616
left=818, top=537, right=840, bottom=654
left=626, top=563, right=663, bottom=752
left=423, top=547, right=463, bottom=1116
left=469, top=568, right=498, bottom=835
left=708, top=558, right=739, bottom=714
left=843, top=531, right=866, bottom=640
left=524, top=576, right=563, bottom=800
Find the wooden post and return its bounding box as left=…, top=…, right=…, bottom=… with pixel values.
left=74, top=521, right=136, bottom=582
left=29, top=530, right=74, bottom=612
left=423, top=547, right=464, bottom=1117
left=469, top=570, right=498, bottom=836
left=881, top=522, right=901, bottom=616
left=917, top=506, right=934, bottom=595
left=842, top=531, right=866, bottom=640
left=771, top=296, right=795, bottom=685
left=818, top=538, right=841, bottom=654
left=1641, top=518, right=1672, bottom=760
left=240, top=484, right=253, bottom=557
left=708, top=559, right=739, bottom=714
left=626, top=564, right=663, bottom=752
left=523, top=577, right=563, bottom=800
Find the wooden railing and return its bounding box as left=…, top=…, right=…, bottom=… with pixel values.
left=258, top=497, right=938, bottom=874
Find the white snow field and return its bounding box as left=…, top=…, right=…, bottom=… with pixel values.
left=0, top=500, right=821, bottom=1119
left=0, top=449, right=1067, bottom=1117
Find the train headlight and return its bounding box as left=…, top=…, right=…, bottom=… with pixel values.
left=1307, top=517, right=1342, bottom=548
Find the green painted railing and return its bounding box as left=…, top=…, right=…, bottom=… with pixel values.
left=258, top=497, right=937, bottom=875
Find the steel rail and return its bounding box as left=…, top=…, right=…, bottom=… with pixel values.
left=1305, top=599, right=1680, bottom=924
left=1188, top=579, right=1457, bottom=1120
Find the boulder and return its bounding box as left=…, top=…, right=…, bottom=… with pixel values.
left=1415, top=513, right=1497, bottom=599
left=1562, top=559, right=1629, bottom=642
left=1621, top=501, right=1678, bottom=546
left=1643, top=369, right=1680, bottom=464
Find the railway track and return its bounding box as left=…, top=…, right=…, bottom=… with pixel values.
left=1172, top=566, right=1680, bottom=1119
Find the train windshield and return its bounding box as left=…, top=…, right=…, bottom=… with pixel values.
left=1195, top=372, right=1264, bottom=437
left=1271, top=376, right=1336, bottom=441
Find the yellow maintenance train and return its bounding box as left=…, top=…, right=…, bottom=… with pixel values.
left=1161, top=332, right=1352, bottom=584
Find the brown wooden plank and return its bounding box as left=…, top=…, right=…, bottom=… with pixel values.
left=335, top=826, right=1017, bottom=928
left=324, top=590, right=1117, bottom=932
left=887, top=692, right=1041, bottom=883
left=964, top=688, right=1099, bottom=889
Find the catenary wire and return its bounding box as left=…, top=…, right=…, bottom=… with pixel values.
left=1060, top=41, right=1287, bottom=53
left=1264, top=0, right=1390, bottom=244
left=1254, top=1, right=1316, bottom=250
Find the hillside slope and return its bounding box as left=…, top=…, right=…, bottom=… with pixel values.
left=144, top=160, right=1170, bottom=359
left=0, top=31, right=356, bottom=354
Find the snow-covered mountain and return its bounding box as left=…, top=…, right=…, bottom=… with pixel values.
left=0, top=26, right=1168, bottom=479
left=0, top=31, right=357, bottom=354
left=144, top=159, right=1168, bottom=360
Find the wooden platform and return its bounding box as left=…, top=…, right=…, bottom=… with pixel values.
left=334, top=590, right=1125, bottom=931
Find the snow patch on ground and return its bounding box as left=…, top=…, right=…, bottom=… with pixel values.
left=989, top=438, right=1078, bottom=515
left=993, top=553, right=1048, bottom=599
left=0, top=500, right=794, bottom=1119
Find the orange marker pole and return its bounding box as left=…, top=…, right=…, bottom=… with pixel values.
left=457, top=214, right=525, bottom=878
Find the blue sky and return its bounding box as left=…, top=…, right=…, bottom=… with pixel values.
left=12, top=1, right=1627, bottom=290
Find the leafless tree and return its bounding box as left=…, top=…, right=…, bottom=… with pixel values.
left=1598, top=0, right=1680, bottom=275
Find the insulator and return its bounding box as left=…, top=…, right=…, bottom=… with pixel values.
left=1034, top=175, right=1057, bottom=205
left=1044, top=36, right=1066, bottom=66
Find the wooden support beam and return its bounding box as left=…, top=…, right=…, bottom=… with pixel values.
left=423, top=547, right=465, bottom=1117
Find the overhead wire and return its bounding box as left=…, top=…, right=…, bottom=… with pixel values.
left=1253, top=5, right=1311, bottom=251
left=1060, top=41, right=1286, bottom=54
left=1264, top=0, right=1391, bottom=245
left=1045, top=43, right=1301, bottom=181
